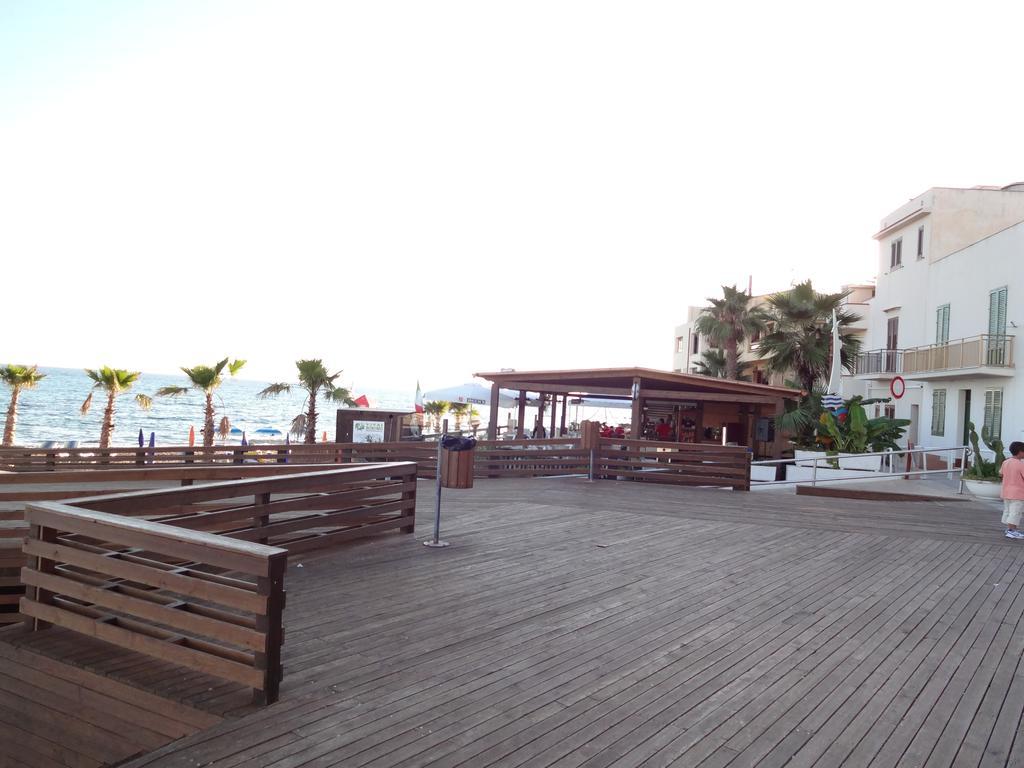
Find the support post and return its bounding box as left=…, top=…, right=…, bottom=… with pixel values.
left=487, top=382, right=500, bottom=440
left=630, top=377, right=642, bottom=438
left=253, top=552, right=286, bottom=705
left=549, top=393, right=557, bottom=438
left=771, top=398, right=786, bottom=459
left=536, top=394, right=546, bottom=438
left=560, top=395, right=568, bottom=436
left=517, top=391, right=526, bottom=439
left=425, top=428, right=450, bottom=547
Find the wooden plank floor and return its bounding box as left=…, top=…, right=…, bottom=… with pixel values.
left=6, top=477, right=1023, bottom=767
left=0, top=640, right=220, bottom=768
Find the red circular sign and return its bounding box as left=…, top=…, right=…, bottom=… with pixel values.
left=890, top=376, right=906, bottom=399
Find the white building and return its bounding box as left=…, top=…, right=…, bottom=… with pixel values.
left=848, top=183, right=1024, bottom=453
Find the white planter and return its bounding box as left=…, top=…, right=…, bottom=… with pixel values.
left=751, top=465, right=778, bottom=482
left=794, top=449, right=882, bottom=472
left=963, top=479, right=1002, bottom=499
left=786, top=465, right=892, bottom=483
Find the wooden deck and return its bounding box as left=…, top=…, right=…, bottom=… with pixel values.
left=4, top=477, right=1023, bottom=767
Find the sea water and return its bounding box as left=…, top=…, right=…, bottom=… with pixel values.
left=3, top=367, right=414, bottom=448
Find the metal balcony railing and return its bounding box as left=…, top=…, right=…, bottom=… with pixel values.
left=853, top=348, right=903, bottom=375
left=853, top=335, right=1015, bottom=376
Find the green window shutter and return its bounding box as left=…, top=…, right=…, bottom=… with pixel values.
left=935, top=305, right=949, bottom=344
left=931, top=390, right=945, bottom=436
left=984, top=388, right=1003, bottom=440
left=989, top=287, right=1007, bottom=336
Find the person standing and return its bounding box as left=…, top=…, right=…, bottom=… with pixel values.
left=1000, top=441, right=1024, bottom=539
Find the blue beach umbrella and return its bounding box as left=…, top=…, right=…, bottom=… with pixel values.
left=138, top=429, right=144, bottom=447
left=149, top=432, right=155, bottom=448
left=241, top=432, right=248, bottom=447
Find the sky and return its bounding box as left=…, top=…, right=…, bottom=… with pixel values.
left=2, top=0, right=1022, bottom=391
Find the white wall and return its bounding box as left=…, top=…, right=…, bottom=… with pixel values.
left=911, top=222, right=1024, bottom=450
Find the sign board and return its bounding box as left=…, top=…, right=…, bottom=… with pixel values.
left=352, top=420, right=386, bottom=443
left=890, top=376, right=906, bottom=400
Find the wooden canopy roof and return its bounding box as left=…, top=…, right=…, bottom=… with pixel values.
left=474, top=367, right=802, bottom=404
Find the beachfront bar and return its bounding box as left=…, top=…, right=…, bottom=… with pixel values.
left=476, top=367, right=802, bottom=458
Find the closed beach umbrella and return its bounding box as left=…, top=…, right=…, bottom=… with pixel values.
left=138, top=429, right=144, bottom=447
left=285, top=432, right=290, bottom=446
left=822, top=309, right=845, bottom=411
left=322, top=431, right=327, bottom=443
left=149, top=432, right=155, bottom=448
left=188, top=425, right=195, bottom=447
left=241, top=432, right=248, bottom=447
left=422, top=382, right=529, bottom=408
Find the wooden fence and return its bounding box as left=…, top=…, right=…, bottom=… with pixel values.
left=6, top=463, right=418, bottom=694
left=0, top=439, right=752, bottom=489
left=21, top=502, right=288, bottom=703
left=596, top=438, right=752, bottom=491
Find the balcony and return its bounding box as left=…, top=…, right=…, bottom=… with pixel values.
left=853, top=335, right=1015, bottom=380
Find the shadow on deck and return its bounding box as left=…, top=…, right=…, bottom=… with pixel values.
left=3, top=477, right=1022, bottom=768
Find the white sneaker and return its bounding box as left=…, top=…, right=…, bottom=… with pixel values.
left=1005, top=530, right=1024, bottom=539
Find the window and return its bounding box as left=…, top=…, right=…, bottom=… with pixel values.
left=983, top=388, right=1003, bottom=440
left=883, top=316, right=900, bottom=372
left=917, top=226, right=925, bottom=259
left=884, top=404, right=896, bottom=420
left=675, top=336, right=685, bottom=354
left=890, top=238, right=903, bottom=268
left=988, top=287, right=1009, bottom=364
left=691, top=334, right=699, bottom=354
left=935, top=304, right=950, bottom=344
left=989, top=286, right=1008, bottom=336
left=931, top=390, right=946, bottom=436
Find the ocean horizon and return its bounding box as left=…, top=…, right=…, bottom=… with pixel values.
left=3, top=367, right=415, bottom=448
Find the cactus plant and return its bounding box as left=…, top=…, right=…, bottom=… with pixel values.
left=965, top=421, right=1005, bottom=480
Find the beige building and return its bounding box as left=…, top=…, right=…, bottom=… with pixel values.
left=674, top=283, right=874, bottom=386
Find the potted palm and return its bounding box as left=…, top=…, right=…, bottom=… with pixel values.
left=963, top=422, right=1005, bottom=499
left=424, top=401, right=449, bottom=433
left=448, top=403, right=469, bottom=431
left=793, top=396, right=909, bottom=471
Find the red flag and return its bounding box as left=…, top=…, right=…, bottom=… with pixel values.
left=353, top=394, right=370, bottom=408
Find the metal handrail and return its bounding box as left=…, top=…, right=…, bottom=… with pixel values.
left=752, top=445, right=970, bottom=492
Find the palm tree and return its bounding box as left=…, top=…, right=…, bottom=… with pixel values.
left=448, top=403, right=469, bottom=431
left=694, top=286, right=769, bottom=380
left=156, top=358, right=245, bottom=448
left=1, top=364, right=45, bottom=447
left=258, top=359, right=356, bottom=444
left=424, top=401, right=449, bottom=433
left=756, top=280, right=863, bottom=393
left=693, top=349, right=750, bottom=380
left=80, top=367, right=153, bottom=448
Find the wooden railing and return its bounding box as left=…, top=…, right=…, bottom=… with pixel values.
left=596, top=438, right=751, bottom=491
left=7, top=462, right=415, bottom=696
left=21, top=502, right=288, bottom=703
left=77, top=464, right=418, bottom=554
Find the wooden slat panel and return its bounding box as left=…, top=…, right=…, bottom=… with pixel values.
left=17, top=599, right=264, bottom=688
left=24, top=503, right=285, bottom=576
left=20, top=569, right=264, bottom=650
